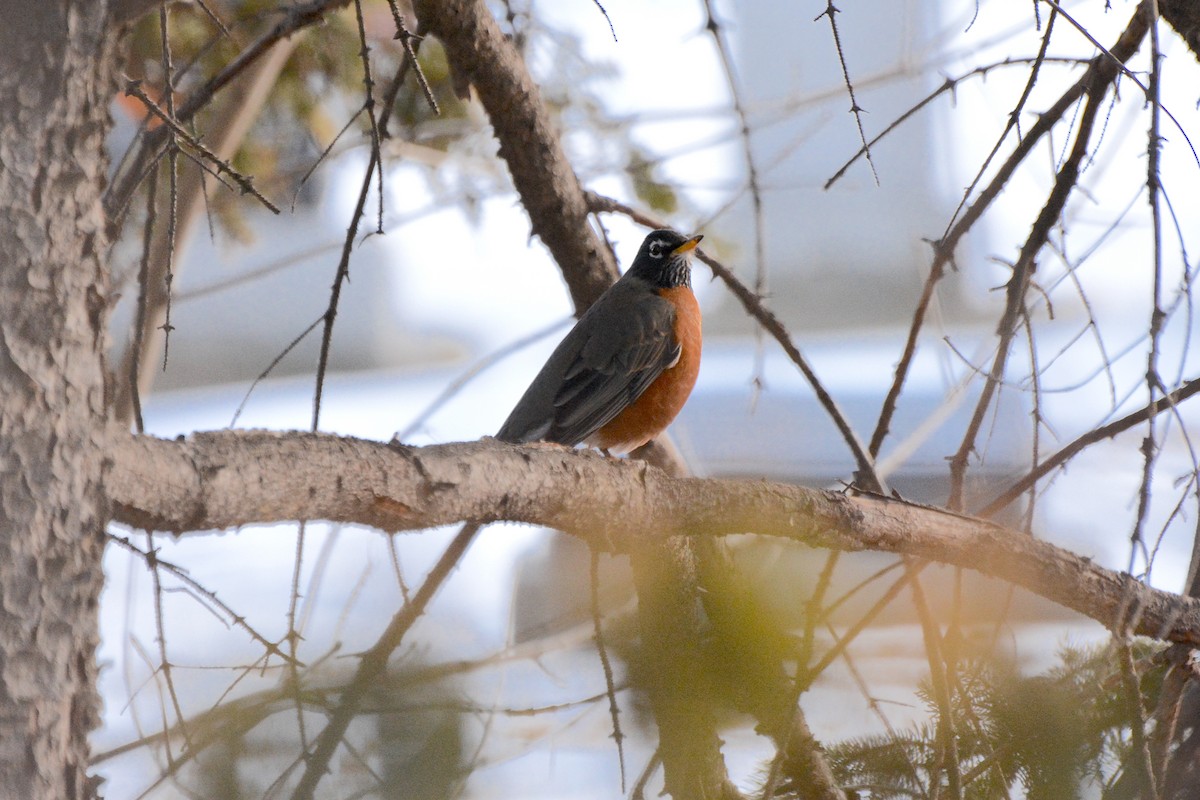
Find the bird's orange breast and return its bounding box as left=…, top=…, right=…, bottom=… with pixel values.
left=588, top=285, right=701, bottom=453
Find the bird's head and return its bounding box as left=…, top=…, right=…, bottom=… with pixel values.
left=628, top=229, right=703, bottom=289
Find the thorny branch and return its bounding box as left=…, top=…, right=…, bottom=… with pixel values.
left=868, top=2, right=1151, bottom=466
left=946, top=44, right=1116, bottom=509
left=122, top=80, right=280, bottom=214
left=815, top=0, right=878, bottom=185
left=106, top=0, right=353, bottom=222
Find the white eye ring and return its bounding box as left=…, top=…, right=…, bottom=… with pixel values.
left=649, top=240, right=665, bottom=258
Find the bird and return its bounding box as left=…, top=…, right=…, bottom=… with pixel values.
left=497, top=229, right=703, bottom=454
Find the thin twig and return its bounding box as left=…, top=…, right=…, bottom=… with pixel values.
left=292, top=107, right=366, bottom=211
left=385, top=1, right=439, bottom=115
left=762, top=550, right=842, bottom=800
left=946, top=39, right=1122, bottom=510
left=942, top=9, right=1059, bottom=250
left=310, top=148, right=376, bottom=431
left=631, top=750, right=661, bottom=800
left=311, top=40, right=422, bottom=432
left=589, top=550, right=626, bottom=792
left=701, top=0, right=767, bottom=299
left=815, top=0, right=878, bottom=185
left=1149, top=645, right=1190, bottom=792
left=394, top=316, right=570, bottom=443
left=700, top=0, right=773, bottom=405
left=106, top=532, right=297, bottom=665
left=105, top=0, right=353, bottom=220
left=868, top=5, right=1149, bottom=463
left=806, top=566, right=923, bottom=686
left=829, top=621, right=926, bottom=790
left=158, top=7, right=180, bottom=373
left=288, top=523, right=483, bottom=800
left=142, top=529, right=192, bottom=763
left=1116, top=624, right=1159, bottom=799
left=798, top=552, right=840, bottom=675
left=286, top=522, right=310, bottom=751
left=908, top=560, right=962, bottom=799
left=1019, top=312, right=1044, bottom=532
left=351, top=0, right=385, bottom=232
left=826, top=55, right=1085, bottom=192
left=978, top=376, right=1200, bottom=517
left=589, top=0, right=617, bottom=42
left=1131, top=0, right=1167, bottom=577
left=192, top=0, right=232, bottom=38
left=229, top=314, right=325, bottom=427
left=123, top=79, right=281, bottom=214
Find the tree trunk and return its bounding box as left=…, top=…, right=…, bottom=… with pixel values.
left=0, top=3, right=115, bottom=798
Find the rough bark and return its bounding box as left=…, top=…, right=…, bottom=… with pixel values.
left=0, top=3, right=115, bottom=798
left=105, top=431, right=1200, bottom=646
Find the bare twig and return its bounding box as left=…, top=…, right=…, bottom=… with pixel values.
left=1149, top=645, right=1190, bottom=792
left=351, top=0, right=385, bottom=232
left=815, top=0, right=878, bottom=185
left=309, top=149, right=375, bottom=431
left=1131, top=0, right=1167, bottom=576
left=868, top=4, right=1150, bottom=463
left=909, top=561, right=962, bottom=799
left=762, top=552, right=845, bottom=799
left=123, top=80, right=281, bottom=214
left=701, top=0, right=768, bottom=298
left=141, top=529, right=192, bottom=763
left=946, top=30, right=1128, bottom=510
left=394, top=316, right=570, bottom=442
left=289, top=522, right=483, bottom=800
left=589, top=0, right=617, bottom=42
left=106, top=532, right=297, bottom=665
left=229, top=314, right=325, bottom=427
left=129, top=175, right=159, bottom=433
left=311, top=36, right=425, bottom=431
left=157, top=6, right=180, bottom=374
left=1116, top=627, right=1159, bottom=799
left=826, top=55, right=1086, bottom=192
left=105, top=0, right=352, bottom=219
left=589, top=549, right=626, bottom=792
left=285, top=521, right=311, bottom=752
left=978, top=375, right=1200, bottom=517
left=385, top=0, right=439, bottom=115
left=192, top=0, right=232, bottom=39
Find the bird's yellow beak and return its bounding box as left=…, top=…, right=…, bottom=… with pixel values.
left=672, top=234, right=703, bottom=255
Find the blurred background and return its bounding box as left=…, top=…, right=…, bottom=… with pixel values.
left=98, top=0, right=1200, bottom=797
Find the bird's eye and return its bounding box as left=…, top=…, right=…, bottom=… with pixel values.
left=649, top=241, right=664, bottom=258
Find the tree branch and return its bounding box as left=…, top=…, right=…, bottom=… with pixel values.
left=106, top=429, right=1200, bottom=646
left=412, top=0, right=619, bottom=310
left=408, top=3, right=741, bottom=794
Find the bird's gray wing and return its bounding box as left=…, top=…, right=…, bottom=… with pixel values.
left=496, top=278, right=678, bottom=446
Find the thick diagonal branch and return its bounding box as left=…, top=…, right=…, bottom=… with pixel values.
left=412, top=0, right=618, bottom=308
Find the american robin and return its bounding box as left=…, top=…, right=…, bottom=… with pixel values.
left=497, top=229, right=703, bottom=454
